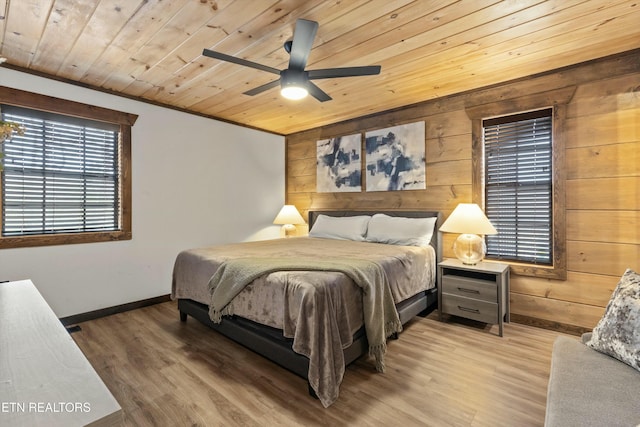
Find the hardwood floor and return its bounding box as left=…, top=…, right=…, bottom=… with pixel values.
left=71, top=301, right=571, bottom=427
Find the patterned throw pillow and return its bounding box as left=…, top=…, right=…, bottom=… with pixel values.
left=587, top=268, right=640, bottom=371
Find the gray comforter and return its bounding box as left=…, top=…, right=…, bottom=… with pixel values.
left=172, top=237, right=435, bottom=407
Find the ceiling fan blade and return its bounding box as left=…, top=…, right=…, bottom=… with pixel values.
left=243, top=79, right=281, bottom=96
left=288, top=19, right=318, bottom=71
left=202, top=49, right=280, bottom=75
left=307, top=81, right=332, bottom=102
left=308, top=65, right=381, bottom=79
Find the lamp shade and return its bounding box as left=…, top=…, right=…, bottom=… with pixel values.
left=273, top=205, right=305, bottom=225
left=439, top=203, right=497, bottom=235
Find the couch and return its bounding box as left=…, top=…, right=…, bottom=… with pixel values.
left=545, top=332, right=640, bottom=427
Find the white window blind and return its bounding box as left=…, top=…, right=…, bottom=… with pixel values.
left=483, top=108, right=553, bottom=265
left=1, top=105, right=121, bottom=236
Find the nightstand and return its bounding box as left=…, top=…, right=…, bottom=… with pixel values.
left=438, top=258, right=510, bottom=336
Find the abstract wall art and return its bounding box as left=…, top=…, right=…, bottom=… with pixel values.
left=364, top=121, right=426, bottom=191
left=316, top=133, right=362, bottom=192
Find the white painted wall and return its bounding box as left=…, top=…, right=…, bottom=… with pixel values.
left=0, top=68, right=285, bottom=318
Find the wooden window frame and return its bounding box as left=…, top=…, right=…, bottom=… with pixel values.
left=466, top=87, right=575, bottom=280
left=0, top=86, right=137, bottom=249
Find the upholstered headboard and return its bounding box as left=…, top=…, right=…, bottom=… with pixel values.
left=308, top=210, right=443, bottom=264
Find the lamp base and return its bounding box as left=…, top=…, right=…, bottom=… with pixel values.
left=453, top=233, right=486, bottom=265
left=281, top=223, right=297, bottom=238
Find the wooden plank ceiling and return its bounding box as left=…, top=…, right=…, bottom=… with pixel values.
left=0, top=0, right=638, bottom=135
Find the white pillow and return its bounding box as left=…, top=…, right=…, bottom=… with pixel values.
left=366, top=214, right=437, bottom=246
left=308, top=214, right=371, bottom=241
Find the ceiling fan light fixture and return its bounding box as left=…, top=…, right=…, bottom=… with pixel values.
left=280, top=69, right=308, bottom=100
left=281, top=85, right=308, bottom=100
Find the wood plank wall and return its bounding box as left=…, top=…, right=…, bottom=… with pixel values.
left=285, top=49, right=640, bottom=331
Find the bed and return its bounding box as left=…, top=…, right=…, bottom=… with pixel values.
left=172, top=210, right=442, bottom=407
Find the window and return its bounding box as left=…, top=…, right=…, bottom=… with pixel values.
left=2, top=106, right=120, bottom=236
left=483, top=109, right=552, bottom=265
left=0, top=87, right=137, bottom=249
left=466, top=87, right=573, bottom=280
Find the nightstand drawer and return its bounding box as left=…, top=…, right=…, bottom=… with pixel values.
left=442, top=275, right=497, bottom=302
left=441, top=294, right=498, bottom=324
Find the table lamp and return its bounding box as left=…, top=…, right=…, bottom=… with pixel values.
left=439, top=203, right=497, bottom=265
left=273, top=205, right=305, bottom=237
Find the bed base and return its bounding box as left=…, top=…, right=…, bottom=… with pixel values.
left=178, top=288, right=437, bottom=386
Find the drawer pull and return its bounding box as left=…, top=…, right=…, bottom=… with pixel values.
left=457, top=287, right=480, bottom=294
left=458, top=306, right=480, bottom=314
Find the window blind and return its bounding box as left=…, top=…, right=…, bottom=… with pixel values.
left=1, top=106, right=120, bottom=236
left=483, top=109, right=552, bottom=265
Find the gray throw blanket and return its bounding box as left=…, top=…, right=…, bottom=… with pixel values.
left=208, top=257, right=402, bottom=373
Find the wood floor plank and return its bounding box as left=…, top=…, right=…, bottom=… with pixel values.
left=71, top=301, right=568, bottom=426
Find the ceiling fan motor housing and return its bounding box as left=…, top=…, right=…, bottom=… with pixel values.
left=281, top=69, right=309, bottom=87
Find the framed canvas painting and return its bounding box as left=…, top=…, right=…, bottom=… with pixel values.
left=316, top=133, right=362, bottom=192
left=365, top=121, right=426, bottom=191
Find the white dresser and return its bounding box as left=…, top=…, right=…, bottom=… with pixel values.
left=0, top=280, right=122, bottom=426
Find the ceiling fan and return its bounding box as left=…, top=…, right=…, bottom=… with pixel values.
left=202, top=19, right=381, bottom=102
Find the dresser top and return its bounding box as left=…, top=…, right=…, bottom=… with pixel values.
left=439, top=258, right=510, bottom=274
left=0, top=280, right=122, bottom=426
